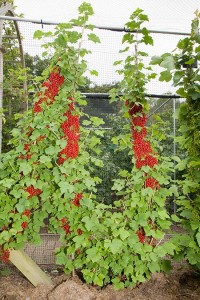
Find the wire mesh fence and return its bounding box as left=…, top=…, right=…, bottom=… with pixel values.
left=0, top=16, right=187, bottom=263
left=1, top=16, right=185, bottom=206
left=15, top=20, right=185, bottom=93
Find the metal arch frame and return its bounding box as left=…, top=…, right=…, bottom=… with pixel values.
left=0, top=2, right=27, bottom=154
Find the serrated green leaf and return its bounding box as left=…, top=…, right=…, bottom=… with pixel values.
left=33, top=30, right=43, bottom=39
left=19, top=162, right=32, bottom=175
left=161, top=259, right=172, bottom=272
left=110, top=239, right=123, bottom=254
left=171, top=214, right=180, bottom=222
left=159, top=70, right=172, bottom=82
left=82, top=216, right=95, bottom=231
left=88, top=33, right=100, bottom=43
left=56, top=251, right=67, bottom=265
left=160, top=55, right=175, bottom=70
left=113, top=60, right=123, bottom=66
left=45, top=145, right=59, bottom=155
left=150, top=55, right=162, bottom=65
left=90, top=70, right=98, bottom=76
left=118, top=228, right=130, bottom=240
left=90, top=116, right=105, bottom=126
left=58, top=181, right=74, bottom=194
left=148, top=261, right=160, bottom=273
left=1, top=178, right=15, bottom=188
left=176, top=87, right=187, bottom=98
left=82, top=120, right=91, bottom=126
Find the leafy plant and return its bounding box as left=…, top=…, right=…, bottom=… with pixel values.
left=0, top=4, right=178, bottom=289
left=56, top=8, right=177, bottom=289
left=0, top=0, right=103, bottom=262
left=151, top=10, right=200, bottom=270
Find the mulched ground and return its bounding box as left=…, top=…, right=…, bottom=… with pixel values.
left=0, top=264, right=200, bottom=300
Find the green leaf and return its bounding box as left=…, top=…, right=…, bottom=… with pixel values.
left=176, top=87, right=187, bottom=98
left=73, top=235, right=85, bottom=248
left=82, top=216, right=95, bottom=231
left=171, top=214, right=180, bottom=222
left=56, top=251, right=67, bottom=265
left=118, top=228, right=130, bottom=240
left=33, top=30, right=43, bottom=39
left=161, top=259, right=172, bottom=272
left=119, top=47, right=129, bottom=53
left=122, top=33, right=132, bottom=44
left=160, top=54, right=175, bottom=70
left=90, top=70, right=98, bottom=76
left=104, top=239, right=111, bottom=249
left=159, top=70, right=172, bottom=82
left=56, top=139, right=67, bottom=148
left=110, top=239, right=123, bottom=254
left=169, top=185, right=179, bottom=197
left=19, top=162, right=32, bottom=175
left=88, top=33, right=100, bottom=43
left=93, top=274, right=104, bottom=286
left=148, top=261, right=160, bottom=273
left=86, top=247, right=102, bottom=262
left=55, top=34, right=67, bottom=47
left=90, top=116, right=105, bottom=126
left=177, top=38, right=189, bottom=49
left=79, top=48, right=91, bottom=57
left=76, top=98, right=87, bottom=106
left=150, top=55, right=162, bottom=65
left=39, top=155, right=51, bottom=164
left=58, top=181, right=74, bottom=194
left=82, top=120, right=91, bottom=126
left=1, top=178, right=15, bottom=188
left=141, top=30, right=153, bottom=45
left=113, top=60, right=123, bottom=66
left=45, top=145, right=59, bottom=155
left=78, top=2, right=94, bottom=15
left=15, top=201, right=26, bottom=213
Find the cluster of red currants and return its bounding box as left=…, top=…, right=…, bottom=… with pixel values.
left=127, top=101, right=160, bottom=244
left=33, top=68, right=64, bottom=113
left=58, top=97, right=80, bottom=164
left=25, top=185, right=42, bottom=198
left=128, top=102, right=159, bottom=189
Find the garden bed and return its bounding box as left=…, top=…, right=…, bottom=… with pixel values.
left=0, top=264, right=200, bottom=300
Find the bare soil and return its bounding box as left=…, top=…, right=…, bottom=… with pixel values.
left=0, top=264, right=200, bottom=300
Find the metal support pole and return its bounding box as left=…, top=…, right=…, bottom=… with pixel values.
left=0, top=3, right=28, bottom=154
left=173, top=97, right=177, bottom=213
left=0, top=19, right=3, bottom=155
left=0, top=15, right=190, bottom=36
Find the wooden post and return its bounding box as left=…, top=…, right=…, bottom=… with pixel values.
left=9, top=249, right=53, bottom=287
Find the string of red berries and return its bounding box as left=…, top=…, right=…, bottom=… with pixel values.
left=18, top=68, right=65, bottom=198
left=0, top=68, right=66, bottom=255
left=58, top=98, right=83, bottom=235
left=33, top=68, right=64, bottom=113
left=126, top=101, right=160, bottom=244
left=58, top=97, right=80, bottom=164
left=25, top=185, right=42, bottom=198
left=128, top=102, right=159, bottom=188
left=14, top=68, right=65, bottom=237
